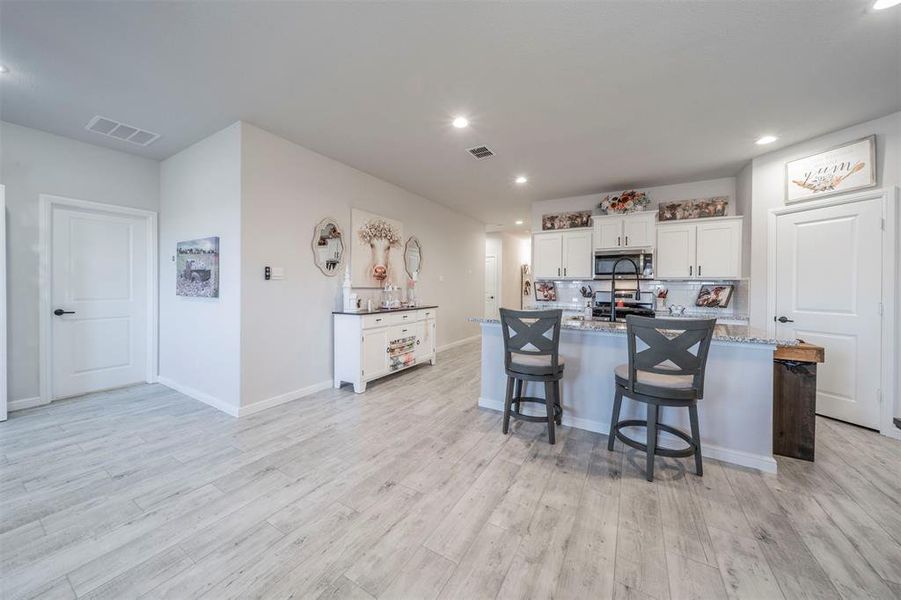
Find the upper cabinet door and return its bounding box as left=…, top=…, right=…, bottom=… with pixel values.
left=533, top=233, right=563, bottom=278
left=562, top=230, right=592, bottom=278
left=593, top=217, right=623, bottom=251
left=656, top=223, right=696, bottom=278
left=622, top=212, right=656, bottom=248
left=696, top=219, right=742, bottom=279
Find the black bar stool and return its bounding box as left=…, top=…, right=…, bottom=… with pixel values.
left=499, top=308, right=564, bottom=444
left=607, top=315, right=716, bottom=481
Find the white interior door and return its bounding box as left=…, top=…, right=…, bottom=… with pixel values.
left=485, top=255, right=499, bottom=318
left=51, top=206, right=149, bottom=399
left=0, top=185, right=6, bottom=421
left=775, top=198, right=883, bottom=429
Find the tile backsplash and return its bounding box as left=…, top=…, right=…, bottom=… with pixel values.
left=527, top=278, right=749, bottom=322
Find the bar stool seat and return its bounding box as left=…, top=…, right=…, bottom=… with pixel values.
left=613, top=364, right=694, bottom=397
left=511, top=353, right=566, bottom=374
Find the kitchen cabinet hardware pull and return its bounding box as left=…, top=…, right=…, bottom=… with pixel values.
left=617, top=236, right=621, bottom=246
left=698, top=265, right=702, bottom=276
left=625, top=236, right=629, bottom=245
left=689, top=266, right=693, bottom=276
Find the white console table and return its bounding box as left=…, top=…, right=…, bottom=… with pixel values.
left=333, top=306, right=437, bottom=393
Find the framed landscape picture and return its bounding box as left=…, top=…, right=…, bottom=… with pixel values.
left=177, top=236, right=220, bottom=298
left=785, top=135, right=876, bottom=204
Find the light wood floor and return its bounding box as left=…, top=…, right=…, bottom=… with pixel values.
left=2, top=341, right=901, bottom=600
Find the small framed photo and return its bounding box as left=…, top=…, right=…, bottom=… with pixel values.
left=695, top=284, right=733, bottom=308
left=535, top=281, right=557, bottom=302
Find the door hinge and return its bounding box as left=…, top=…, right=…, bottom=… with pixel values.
left=877, top=389, right=883, bottom=406
left=879, top=302, right=884, bottom=317
left=881, top=218, right=886, bottom=231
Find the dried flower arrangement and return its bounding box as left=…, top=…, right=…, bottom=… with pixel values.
left=597, top=190, right=650, bottom=215
left=357, top=218, right=401, bottom=246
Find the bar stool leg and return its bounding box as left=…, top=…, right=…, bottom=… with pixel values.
left=544, top=381, right=556, bottom=445
left=608, top=388, right=623, bottom=451
left=513, top=379, right=523, bottom=417
left=554, top=380, right=562, bottom=425
left=502, top=376, right=514, bottom=434
left=646, top=404, right=658, bottom=482
left=688, top=403, right=703, bottom=476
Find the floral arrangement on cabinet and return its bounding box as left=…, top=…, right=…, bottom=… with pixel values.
left=597, top=190, right=649, bottom=215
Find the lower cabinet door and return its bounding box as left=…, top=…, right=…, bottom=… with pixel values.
left=361, top=328, right=388, bottom=380
left=415, top=319, right=436, bottom=362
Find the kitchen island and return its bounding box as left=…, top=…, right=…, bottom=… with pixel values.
left=473, top=316, right=797, bottom=473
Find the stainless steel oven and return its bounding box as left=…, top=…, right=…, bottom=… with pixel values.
left=593, top=252, right=653, bottom=279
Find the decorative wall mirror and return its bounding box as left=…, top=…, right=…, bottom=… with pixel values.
left=312, top=218, right=345, bottom=276
left=404, top=236, right=423, bottom=280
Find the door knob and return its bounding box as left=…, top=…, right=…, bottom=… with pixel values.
left=776, top=316, right=794, bottom=323
left=53, top=309, right=75, bottom=316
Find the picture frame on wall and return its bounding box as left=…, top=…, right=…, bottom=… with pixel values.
left=535, top=281, right=557, bottom=302
left=785, top=135, right=876, bottom=204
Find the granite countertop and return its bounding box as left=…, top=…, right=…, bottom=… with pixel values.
left=333, top=305, right=438, bottom=315
left=470, top=316, right=797, bottom=347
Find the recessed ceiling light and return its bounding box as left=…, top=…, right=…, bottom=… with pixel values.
left=756, top=135, right=778, bottom=145
left=515, top=220, right=524, bottom=225
left=515, top=175, right=528, bottom=184
left=452, top=116, right=469, bottom=129
left=873, top=0, right=901, bottom=9
left=0, top=65, right=8, bottom=74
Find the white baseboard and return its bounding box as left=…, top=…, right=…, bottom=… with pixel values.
left=478, top=397, right=778, bottom=474
left=882, top=426, right=901, bottom=441
left=8, top=396, right=48, bottom=412
left=157, top=376, right=240, bottom=417
left=438, top=334, right=481, bottom=353
left=239, top=380, right=333, bottom=417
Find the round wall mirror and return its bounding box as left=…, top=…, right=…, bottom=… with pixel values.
left=312, top=218, right=345, bottom=276
left=404, top=236, right=422, bottom=280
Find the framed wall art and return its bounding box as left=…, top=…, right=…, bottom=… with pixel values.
left=785, top=135, right=876, bottom=204
left=351, top=208, right=404, bottom=288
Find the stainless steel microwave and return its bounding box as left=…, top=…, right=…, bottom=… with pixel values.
left=593, top=252, right=653, bottom=279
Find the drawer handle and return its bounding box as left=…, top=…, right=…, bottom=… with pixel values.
left=403, top=315, right=408, bottom=319
left=375, top=318, right=382, bottom=322
left=402, top=328, right=408, bottom=333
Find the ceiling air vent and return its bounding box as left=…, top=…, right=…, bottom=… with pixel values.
left=467, top=145, right=495, bottom=160
left=85, top=115, right=160, bottom=147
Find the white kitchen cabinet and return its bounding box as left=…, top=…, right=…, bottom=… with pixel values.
left=656, top=222, right=696, bottom=278
left=593, top=218, right=623, bottom=251
left=562, top=229, right=592, bottom=278
left=656, top=217, right=742, bottom=279
left=696, top=219, right=742, bottom=279
left=334, top=307, right=437, bottom=393
left=532, top=232, right=563, bottom=278
left=593, top=212, right=656, bottom=251
left=532, top=230, right=592, bottom=279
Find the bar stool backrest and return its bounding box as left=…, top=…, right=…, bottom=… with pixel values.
left=625, top=316, right=716, bottom=397
left=499, top=308, right=563, bottom=373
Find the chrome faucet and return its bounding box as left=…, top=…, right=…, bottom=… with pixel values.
left=609, top=257, right=641, bottom=322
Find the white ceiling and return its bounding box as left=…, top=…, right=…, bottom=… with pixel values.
left=2, top=1, right=899, bottom=227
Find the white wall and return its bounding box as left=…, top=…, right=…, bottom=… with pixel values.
left=530, top=177, right=737, bottom=231
left=159, top=123, right=242, bottom=413
left=240, top=123, right=484, bottom=408
left=749, top=110, right=901, bottom=423
left=734, top=162, right=753, bottom=278
left=0, top=121, right=160, bottom=405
